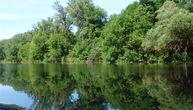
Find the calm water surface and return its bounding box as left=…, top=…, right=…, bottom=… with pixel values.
left=0, top=64, right=193, bottom=110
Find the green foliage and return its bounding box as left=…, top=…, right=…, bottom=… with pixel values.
left=119, top=50, right=140, bottom=63
left=142, top=1, right=193, bottom=62
left=0, top=64, right=161, bottom=110
left=29, top=11, right=75, bottom=63
left=66, top=0, right=107, bottom=44
left=71, top=39, right=90, bottom=60
left=0, top=42, right=5, bottom=61
left=30, top=32, right=49, bottom=62
left=101, top=2, right=154, bottom=63
left=66, top=0, right=107, bottom=29
left=65, top=0, right=107, bottom=63
left=0, top=32, right=32, bottom=63
left=53, top=1, right=72, bottom=29
left=48, top=34, right=70, bottom=62
left=87, top=46, right=102, bottom=63
left=1, top=0, right=193, bottom=63
left=18, top=43, right=30, bottom=62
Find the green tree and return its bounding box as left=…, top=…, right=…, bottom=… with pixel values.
left=66, top=0, right=107, bottom=30
left=18, top=43, right=30, bottom=62
left=101, top=2, right=154, bottom=63
left=142, top=1, right=193, bottom=62
left=2, top=32, right=32, bottom=62
left=66, top=0, right=107, bottom=62
left=30, top=18, right=54, bottom=62
left=0, top=42, right=5, bottom=61
left=48, top=33, right=70, bottom=62
left=53, top=1, right=72, bottom=29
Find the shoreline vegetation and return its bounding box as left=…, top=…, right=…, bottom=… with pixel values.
left=0, top=59, right=191, bottom=65
left=1, top=0, right=193, bottom=64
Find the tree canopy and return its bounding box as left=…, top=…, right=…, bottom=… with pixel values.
left=0, top=0, right=193, bottom=63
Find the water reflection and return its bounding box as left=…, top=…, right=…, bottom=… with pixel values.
left=144, top=64, right=193, bottom=110
left=0, top=84, right=33, bottom=109
left=0, top=64, right=192, bottom=110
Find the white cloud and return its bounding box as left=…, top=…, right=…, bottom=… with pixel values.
left=0, top=13, right=22, bottom=20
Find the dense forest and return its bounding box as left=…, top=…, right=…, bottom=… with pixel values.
left=1, top=0, right=193, bottom=64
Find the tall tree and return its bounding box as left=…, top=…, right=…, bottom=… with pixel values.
left=30, top=18, right=54, bottom=62
left=53, top=1, right=72, bottom=29
left=142, top=1, right=193, bottom=62
left=101, top=2, right=154, bottom=63
left=66, top=0, right=107, bottom=38
left=66, top=0, right=107, bottom=62
left=0, top=42, right=5, bottom=61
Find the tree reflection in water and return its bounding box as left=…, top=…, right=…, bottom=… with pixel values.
left=144, top=63, right=193, bottom=110
left=0, top=64, right=193, bottom=110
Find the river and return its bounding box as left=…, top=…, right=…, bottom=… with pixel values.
left=0, top=64, right=192, bottom=110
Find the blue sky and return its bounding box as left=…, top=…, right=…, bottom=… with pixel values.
left=0, top=0, right=136, bottom=40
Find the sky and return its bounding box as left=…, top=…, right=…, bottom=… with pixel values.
left=0, top=0, right=136, bottom=40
